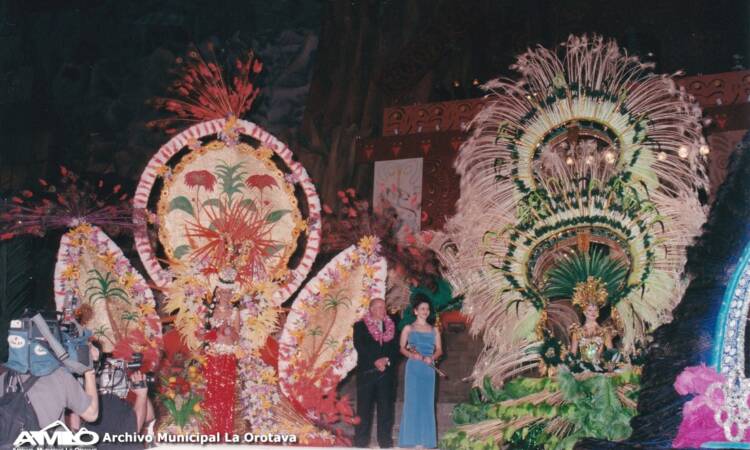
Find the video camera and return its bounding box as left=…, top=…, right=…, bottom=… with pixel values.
left=5, top=309, right=92, bottom=376
left=96, top=353, right=156, bottom=398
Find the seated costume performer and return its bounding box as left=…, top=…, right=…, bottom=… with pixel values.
left=568, top=276, right=616, bottom=367
left=202, top=266, right=241, bottom=435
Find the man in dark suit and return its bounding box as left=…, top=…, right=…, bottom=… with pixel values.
left=353, top=298, right=398, bottom=448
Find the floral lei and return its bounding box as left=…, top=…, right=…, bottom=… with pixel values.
left=363, top=312, right=395, bottom=344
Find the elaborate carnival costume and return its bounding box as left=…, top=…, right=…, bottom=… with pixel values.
left=132, top=46, right=388, bottom=444
left=432, top=35, right=708, bottom=449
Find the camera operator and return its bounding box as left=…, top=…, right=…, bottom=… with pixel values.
left=0, top=343, right=100, bottom=428
left=69, top=358, right=155, bottom=449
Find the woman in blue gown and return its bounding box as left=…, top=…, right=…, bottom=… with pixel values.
left=398, top=297, right=442, bottom=448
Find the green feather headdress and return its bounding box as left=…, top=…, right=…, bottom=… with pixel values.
left=543, top=248, right=629, bottom=306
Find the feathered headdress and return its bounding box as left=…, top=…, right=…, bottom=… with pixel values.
left=430, top=34, right=709, bottom=386
left=571, top=276, right=608, bottom=309
left=147, top=41, right=262, bottom=133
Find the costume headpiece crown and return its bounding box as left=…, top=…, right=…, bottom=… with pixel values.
left=571, top=276, right=608, bottom=309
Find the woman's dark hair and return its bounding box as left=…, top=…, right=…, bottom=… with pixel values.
left=411, top=293, right=432, bottom=311
left=410, top=293, right=435, bottom=325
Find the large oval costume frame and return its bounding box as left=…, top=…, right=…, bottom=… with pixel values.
left=133, top=118, right=321, bottom=305
left=156, top=141, right=305, bottom=284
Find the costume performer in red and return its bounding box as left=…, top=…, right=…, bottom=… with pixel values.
left=202, top=273, right=241, bottom=436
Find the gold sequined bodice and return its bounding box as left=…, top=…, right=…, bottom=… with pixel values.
left=570, top=323, right=609, bottom=364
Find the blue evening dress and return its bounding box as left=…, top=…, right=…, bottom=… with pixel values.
left=398, top=329, right=436, bottom=448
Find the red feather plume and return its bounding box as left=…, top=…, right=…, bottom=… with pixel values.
left=148, top=41, right=263, bottom=132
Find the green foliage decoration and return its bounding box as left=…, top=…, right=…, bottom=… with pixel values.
left=442, top=370, right=639, bottom=450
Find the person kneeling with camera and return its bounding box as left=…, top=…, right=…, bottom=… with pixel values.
left=69, top=355, right=154, bottom=449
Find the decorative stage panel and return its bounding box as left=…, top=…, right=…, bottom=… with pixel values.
left=373, top=158, right=423, bottom=239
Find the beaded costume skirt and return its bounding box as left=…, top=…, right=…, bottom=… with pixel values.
left=202, top=352, right=238, bottom=436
